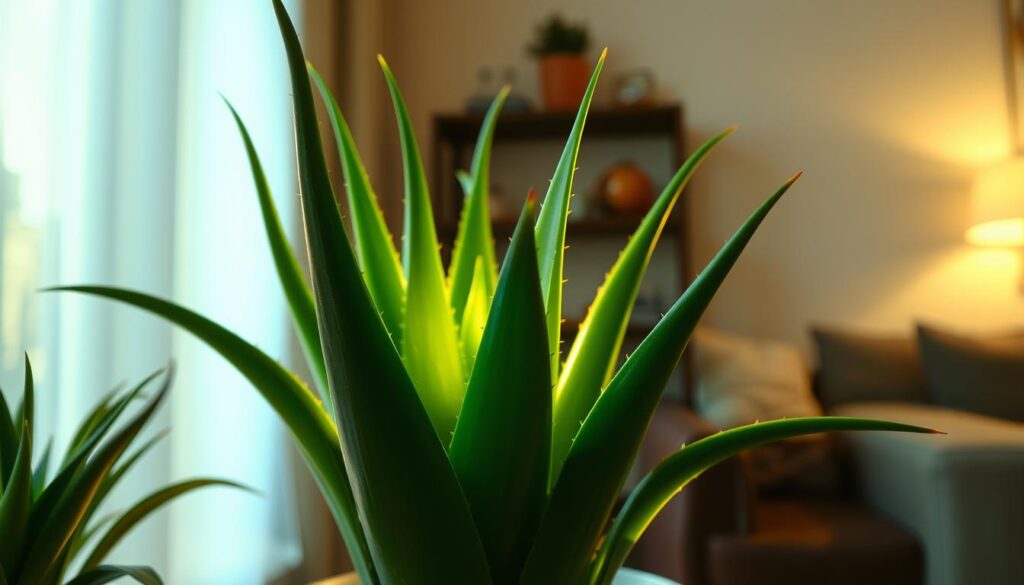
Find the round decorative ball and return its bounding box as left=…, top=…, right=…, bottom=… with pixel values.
left=600, top=162, right=654, bottom=214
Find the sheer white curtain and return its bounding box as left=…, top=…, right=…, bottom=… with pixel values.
left=0, top=0, right=304, bottom=583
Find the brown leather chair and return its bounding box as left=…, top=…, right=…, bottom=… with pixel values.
left=628, top=401, right=923, bottom=585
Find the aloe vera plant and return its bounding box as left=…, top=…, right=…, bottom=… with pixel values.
left=52, top=2, right=939, bottom=583
left=0, top=360, right=247, bottom=585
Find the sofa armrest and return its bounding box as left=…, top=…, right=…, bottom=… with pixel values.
left=629, top=400, right=750, bottom=585
left=832, top=401, right=1024, bottom=585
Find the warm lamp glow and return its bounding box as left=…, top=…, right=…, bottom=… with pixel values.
left=966, top=218, right=1024, bottom=246
left=968, top=157, right=1024, bottom=247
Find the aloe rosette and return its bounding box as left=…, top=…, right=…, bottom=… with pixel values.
left=0, top=361, right=248, bottom=585
left=52, top=2, right=939, bottom=584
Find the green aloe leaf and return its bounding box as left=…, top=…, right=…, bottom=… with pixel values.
left=521, top=174, right=801, bottom=584
left=379, top=56, right=467, bottom=440
left=449, top=197, right=550, bottom=582
left=48, top=284, right=377, bottom=585
left=458, top=258, right=489, bottom=372
left=0, top=428, right=31, bottom=579
left=272, top=1, right=490, bottom=582
left=535, top=50, right=607, bottom=381
left=309, top=65, right=407, bottom=348
left=65, top=565, right=162, bottom=585
left=82, top=479, right=251, bottom=571
left=18, top=374, right=169, bottom=584
left=224, top=99, right=330, bottom=405
left=551, top=127, right=734, bottom=480
left=447, top=86, right=507, bottom=331
left=0, top=386, right=17, bottom=486
left=590, top=417, right=939, bottom=585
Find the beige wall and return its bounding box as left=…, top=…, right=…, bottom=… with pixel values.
left=368, top=0, right=1024, bottom=346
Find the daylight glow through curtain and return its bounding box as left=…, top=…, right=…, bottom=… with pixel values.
left=0, top=1, right=304, bottom=582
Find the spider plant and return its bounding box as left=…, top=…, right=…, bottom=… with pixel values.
left=0, top=360, right=247, bottom=585
left=52, top=1, right=938, bottom=583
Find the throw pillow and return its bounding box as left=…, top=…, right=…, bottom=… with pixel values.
left=917, top=325, right=1024, bottom=422
left=693, top=327, right=821, bottom=429
left=812, top=327, right=927, bottom=408
left=692, top=327, right=839, bottom=498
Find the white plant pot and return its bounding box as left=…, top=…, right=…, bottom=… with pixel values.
left=312, top=567, right=679, bottom=585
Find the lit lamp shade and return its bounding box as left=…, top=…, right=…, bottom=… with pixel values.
left=967, top=157, right=1024, bottom=247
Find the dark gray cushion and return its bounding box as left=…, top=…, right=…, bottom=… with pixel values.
left=812, top=328, right=927, bottom=408
left=917, top=325, right=1024, bottom=422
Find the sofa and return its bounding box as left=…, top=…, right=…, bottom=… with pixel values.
left=628, top=325, right=1024, bottom=585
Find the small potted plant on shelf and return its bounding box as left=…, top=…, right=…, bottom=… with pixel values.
left=528, top=14, right=592, bottom=111
left=54, top=1, right=939, bottom=583
left=0, top=360, right=246, bottom=585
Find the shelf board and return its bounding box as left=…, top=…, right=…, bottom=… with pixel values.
left=439, top=216, right=680, bottom=239
left=435, top=105, right=682, bottom=143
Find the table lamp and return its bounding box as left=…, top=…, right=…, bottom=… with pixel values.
left=967, top=157, right=1024, bottom=247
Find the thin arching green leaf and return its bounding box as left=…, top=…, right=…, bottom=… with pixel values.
left=0, top=428, right=31, bottom=579
left=380, top=55, right=466, bottom=440
left=591, top=417, right=939, bottom=585
left=48, top=284, right=377, bottom=585
left=272, top=2, right=490, bottom=582
left=449, top=198, right=550, bottom=581
left=224, top=99, right=330, bottom=408
left=65, top=564, right=162, bottom=585
left=82, top=479, right=252, bottom=571
left=30, top=373, right=161, bottom=545
left=26, top=374, right=157, bottom=569
left=521, top=174, right=800, bottom=584
left=78, top=429, right=171, bottom=541
left=448, top=87, right=507, bottom=328
left=0, top=386, right=17, bottom=487
left=535, top=49, right=607, bottom=382
left=18, top=374, right=169, bottom=584
left=17, top=354, right=33, bottom=443
left=31, top=438, right=51, bottom=500
left=63, top=387, right=121, bottom=466
left=309, top=65, right=406, bottom=348
left=551, top=127, right=734, bottom=480
left=66, top=512, right=118, bottom=565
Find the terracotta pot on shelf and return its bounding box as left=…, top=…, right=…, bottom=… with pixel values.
left=539, top=53, right=590, bottom=111
left=600, top=162, right=655, bottom=215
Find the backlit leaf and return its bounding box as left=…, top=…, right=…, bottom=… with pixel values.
left=534, top=49, right=606, bottom=381
left=448, top=87, right=507, bottom=329
left=380, top=56, right=467, bottom=440
left=309, top=65, right=406, bottom=348
left=551, top=127, right=735, bottom=480
left=521, top=174, right=800, bottom=584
